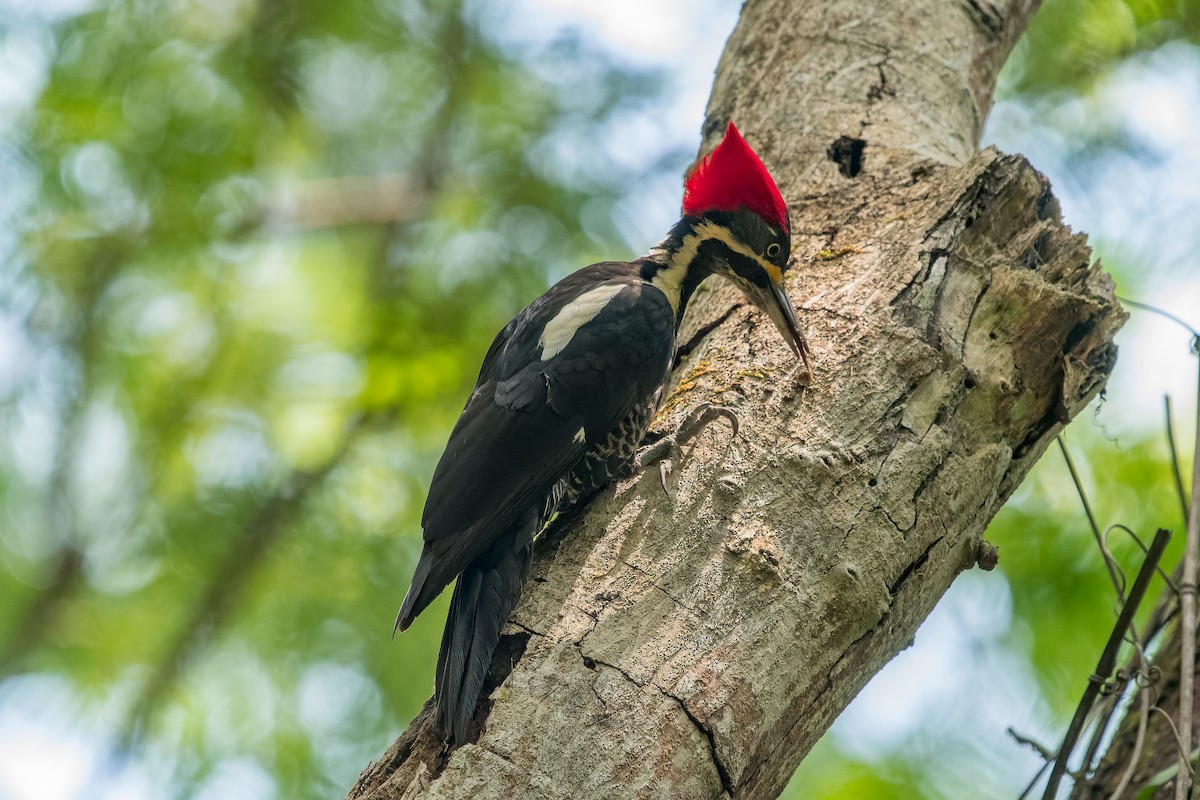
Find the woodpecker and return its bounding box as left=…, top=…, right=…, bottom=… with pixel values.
left=395, top=122, right=809, bottom=747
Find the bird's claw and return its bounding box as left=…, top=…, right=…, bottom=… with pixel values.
left=676, top=401, right=739, bottom=442
left=635, top=402, right=740, bottom=495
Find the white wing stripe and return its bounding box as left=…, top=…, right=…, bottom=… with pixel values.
left=538, top=283, right=626, bottom=360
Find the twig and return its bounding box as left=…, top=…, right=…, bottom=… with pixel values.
left=1167, top=396, right=1190, bottom=526
left=1110, top=684, right=1151, bottom=800
left=1067, top=323, right=1197, bottom=795
left=1058, top=436, right=1125, bottom=598
left=1021, top=761, right=1052, bottom=800
left=1074, top=691, right=1122, bottom=792
left=1042, top=528, right=1172, bottom=799
left=1176, top=354, right=1200, bottom=800
left=1116, top=296, right=1200, bottom=340
left=1010, top=727, right=1056, bottom=761
left=1104, top=524, right=1182, bottom=607
left=1153, top=705, right=1195, bottom=768
left=1075, top=522, right=1181, bottom=783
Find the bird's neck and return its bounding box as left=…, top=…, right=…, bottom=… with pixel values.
left=639, top=216, right=727, bottom=327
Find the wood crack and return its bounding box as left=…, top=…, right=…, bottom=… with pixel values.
left=675, top=303, right=744, bottom=369
left=670, top=691, right=735, bottom=798
left=582, top=651, right=733, bottom=797
left=958, top=276, right=992, bottom=356
left=889, top=535, right=944, bottom=595
left=620, top=558, right=709, bottom=618
left=507, top=619, right=546, bottom=638
left=738, top=623, right=880, bottom=794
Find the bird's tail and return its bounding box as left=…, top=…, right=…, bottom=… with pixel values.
left=394, top=555, right=435, bottom=635
left=435, top=531, right=533, bottom=746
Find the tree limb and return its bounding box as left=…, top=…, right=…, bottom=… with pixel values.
left=351, top=1, right=1126, bottom=797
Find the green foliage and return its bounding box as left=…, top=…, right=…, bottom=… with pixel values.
left=1, top=0, right=1196, bottom=797
left=994, top=431, right=1183, bottom=710
left=0, top=0, right=664, bottom=795
left=1002, top=0, right=1200, bottom=96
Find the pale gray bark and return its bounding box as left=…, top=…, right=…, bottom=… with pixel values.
left=349, top=1, right=1126, bottom=797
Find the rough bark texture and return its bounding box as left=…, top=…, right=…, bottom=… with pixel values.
left=350, top=1, right=1127, bottom=797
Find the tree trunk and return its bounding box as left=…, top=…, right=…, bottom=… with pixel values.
left=349, top=1, right=1126, bottom=797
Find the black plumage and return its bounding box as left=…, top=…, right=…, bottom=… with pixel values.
left=395, top=122, right=809, bottom=747
left=396, top=262, right=677, bottom=744
left=397, top=263, right=676, bottom=623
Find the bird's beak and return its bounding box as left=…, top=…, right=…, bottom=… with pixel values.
left=761, top=277, right=812, bottom=379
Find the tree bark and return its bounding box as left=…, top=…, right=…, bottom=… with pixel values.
left=349, top=1, right=1126, bottom=797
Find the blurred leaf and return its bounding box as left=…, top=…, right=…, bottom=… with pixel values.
left=0, top=0, right=669, bottom=796
left=1002, top=0, right=1200, bottom=96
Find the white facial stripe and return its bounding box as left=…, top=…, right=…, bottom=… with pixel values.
left=539, top=283, right=626, bottom=360
left=699, top=221, right=785, bottom=284
left=652, top=220, right=783, bottom=313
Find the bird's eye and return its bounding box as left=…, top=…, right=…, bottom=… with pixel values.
left=766, top=243, right=782, bottom=259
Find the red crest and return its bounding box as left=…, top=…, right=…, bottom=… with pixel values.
left=683, top=122, right=789, bottom=234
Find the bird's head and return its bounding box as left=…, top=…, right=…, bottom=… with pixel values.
left=681, top=122, right=810, bottom=376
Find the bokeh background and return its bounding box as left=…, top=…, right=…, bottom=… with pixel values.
left=0, top=0, right=1198, bottom=798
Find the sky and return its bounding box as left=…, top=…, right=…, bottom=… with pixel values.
left=1, top=0, right=1199, bottom=798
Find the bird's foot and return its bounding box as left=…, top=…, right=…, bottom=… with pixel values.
left=635, top=402, right=739, bottom=494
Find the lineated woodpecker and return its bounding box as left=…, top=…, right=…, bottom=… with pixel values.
left=395, top=122, right=809, bottom=746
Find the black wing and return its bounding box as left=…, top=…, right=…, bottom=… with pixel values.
left=397, top=271, right=675, bottom=627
